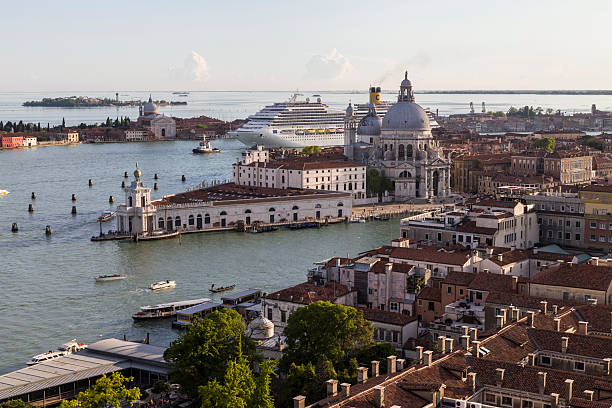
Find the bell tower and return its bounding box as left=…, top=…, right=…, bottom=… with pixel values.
left=344, top=102, right=356, bottom=160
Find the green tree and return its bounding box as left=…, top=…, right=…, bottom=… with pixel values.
left=356, top=342, right=397, bottom=374
left=198, top=350, right=276, bottom=408
left=0, top=400, right=34, bottom=408
left=302, top=145, right=322, bottom=155
left=532, top=137, right=556, bottom=153
left=281, top=301, right=374, bottom=372
left=545, top=108, right=554, bottom=115
left=164, top=309, right=256, bottom=398
left=366, top=168, right=393, bottom=198
left=59, top=372, right=140, bottom=408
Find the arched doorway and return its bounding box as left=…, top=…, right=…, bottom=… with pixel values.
left=268, top=208, right=275, bottom=223
left=315, top=203, right=321, bottom=219
left=292, top=205, right=299, bottom=222
left=167, top=217, right=173, bottom=231
left=175, top=216, right=181, bottom=229
left=337, top=202, right=344, bottom=218
left=432, top=171, right=439, bottom=196
left=245, top=209, right=252, bottom=225
left=204, top=214, right=210, bottom=224
left=196, top=214, right=202, bottom=229
left=158, top=217, right=164, bottom=229
left=220, top=211, right=227, bottom=227
left=161, top=128, right=166, bottom=137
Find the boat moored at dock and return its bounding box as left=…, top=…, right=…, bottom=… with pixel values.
left=132, top=298, right=210, bottom=320
left=26, top=340, right=87, bottom=366
left=173, top=301, right=223, bottom=328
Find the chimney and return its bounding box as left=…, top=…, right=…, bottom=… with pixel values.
left=387, top=356, right=397, bottom=374
left=468, top=372, right=477, bottom=392
left=583, top=390, right=594, bottom=401
left=445, top=337, right=454, bottom=354
left=293, top=396, right=306, bottom=408
left=578, top=321, right=588, bottom=335
left=341, top=383, right=351, bottom=397
left=497, top=254, right=503, bottom=261
left=470, top=327, right=478, bottom=341
left=461, top=325, right=469, bottom=336
left=552, top=305, right=558, bottom=314
left=592, top=257, right=599, bottom=266
left=540, top=301, right=548, bottom=314
left=416, top=346, right=424, bottom=364
left=472, top=340, right=481, bottom=357
left=424, top=350, right=433, bottom=366
left=357, top=367, right=368, bottom=383
left=438, top=336, right=446, bottom=354
left=326, top=379, right=338, bottom=397
left=501, top=308, right=507, bottom=325
left=371, top=360, right=380, bottom=377
left=550, top=393, right=559, bottom=408
left=528, top=311, right=536, bottom=328
left=373, top=385, right=385, bottom=408
left=461, top=335, right=471, bottom=350
left=561, top=337, right=569, bottom=353
left=495, top=368, right=505, bottom=386
left=554, top=318, right=561, bottom=332
left=538, top=372, right=547, bottom=394
left=496, top=315, right=504, bottom=329
left=565, top=379, right=574, bottom=401
left=604, top=358, right=612, bottom=375
left=385, top=263, right=393, bottom=273
left=336, top=258, right=340, bottom=267
left=512, top=307, right=520, bottom=321
left=528, top=353, right=536, bottom=366
left=397, top=358, right=406, bottom=371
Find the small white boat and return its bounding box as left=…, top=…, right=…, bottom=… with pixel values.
left=193, top=136, right=220, bottom=154
left=95, top=274, right=126, bottom=282
left=150, top=280, right=176, bottom=290
left=27, top=339, right=87, bottom=366
left=0, top=190, right=8, bottom=196
left=97, top=211, right=116, bottom=222
left=349, top=217, right=366, bottom=223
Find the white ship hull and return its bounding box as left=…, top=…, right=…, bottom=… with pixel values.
left=236, top=127, right=344, bottom=148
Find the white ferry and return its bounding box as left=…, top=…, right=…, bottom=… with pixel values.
left=149, top=280, right=176, bottom=290
left=132, top=298, right=210, bottom=320
left=234, top=87, right=439, bottom=148
left=27, top=340, right=87, bottom=366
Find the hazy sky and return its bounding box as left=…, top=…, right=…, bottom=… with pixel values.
left=2, top=0, right=610, bottom=91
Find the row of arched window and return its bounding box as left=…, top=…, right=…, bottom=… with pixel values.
left=156, top=203, right=344, bottom=230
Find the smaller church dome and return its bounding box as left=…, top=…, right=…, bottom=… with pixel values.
left=345, top=102, right=354, bottom=117
left=358, top=105, right=382, bottom=136
left=247, top=315, right=274, bottom=340
left=134, top=168, right=142, bottom=179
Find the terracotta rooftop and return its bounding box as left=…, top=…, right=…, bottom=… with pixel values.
left=444, top=271, right=477, bottom=286
left=357, top=307, right=417, bottom=326
left=528, top=328, right=612, bottom=359
left=456, top=221, right=498, bottom=235
left=364, top=245, right=474, bottom=266
left=530, top=263, right=612, bottom=291
left=416, top=286, right=441, bottom=302
left=265, top=282, right=352, bottom=305
left=153, top=182, right=349, bottom=206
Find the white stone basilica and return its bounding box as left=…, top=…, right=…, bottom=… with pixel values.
left=344, top=73, right=451, bottom=200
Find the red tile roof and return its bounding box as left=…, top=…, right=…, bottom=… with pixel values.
left=417, top=286, right=442, bottom=302
left=528, top=328, right=612, bottom=359
left=530, top=263, right=612, bottom=291
left=357, top=307, right=417, bottom=326
left=265, top=282, right=352, bottom=305
left=365, top=246, right=475, bottom=266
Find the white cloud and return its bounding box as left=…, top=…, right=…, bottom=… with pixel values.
left=170, top=51, right=210, bottom=82
left=304, top=48, right=353, bottom=80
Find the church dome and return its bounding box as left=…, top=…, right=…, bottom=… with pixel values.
left=247, top=315, right=274, bottom=340
left=143, top=95, right=158, bottom=115
left=382, top=102, right=430, bottom=131
left=358, top=107, right=382, bottom=136
left=345, top=102, right=354, bottom=117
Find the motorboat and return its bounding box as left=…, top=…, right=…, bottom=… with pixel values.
left=150, top=280, right=176, bottom=290
left=27, top=340, right=87, bottom=366
left=349, top=217, right=366, bottom=223
left=97, top=211, right=116, bottom=222
left=132, top=298, right=210, bottom=320
left=95, top=274, right=126, bottom=282
left=209, top=283, right=236, bottom=293
left=193, top=136, right=220, bottom=154
left=0, top=190, right=8, bottom=196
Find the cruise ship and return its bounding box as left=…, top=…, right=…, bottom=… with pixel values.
left=234, top=87, right=439, bottom=148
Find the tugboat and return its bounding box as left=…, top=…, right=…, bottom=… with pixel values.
left=193, top=136, right=220, bottom=154
left=210, top=283, right=236, bottom=293
left=27, top=340, right=87, bottom=366
left=149, top=280, right=176, bottom=290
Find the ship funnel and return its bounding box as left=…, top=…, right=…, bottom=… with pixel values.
left=369, top=86, right=382, bottom=105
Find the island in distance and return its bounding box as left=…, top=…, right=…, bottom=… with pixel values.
left=23, top=96, right=187, bottom=107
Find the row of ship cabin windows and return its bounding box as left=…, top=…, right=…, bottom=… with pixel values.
left=157, top=203, right=345, bottom=230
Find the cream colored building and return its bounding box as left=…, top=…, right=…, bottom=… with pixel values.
left=23, top=136, right=37, bottom=147
left=57, top=131, right=79, bottom=144
left=232, top=145, right=367, bottom=201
